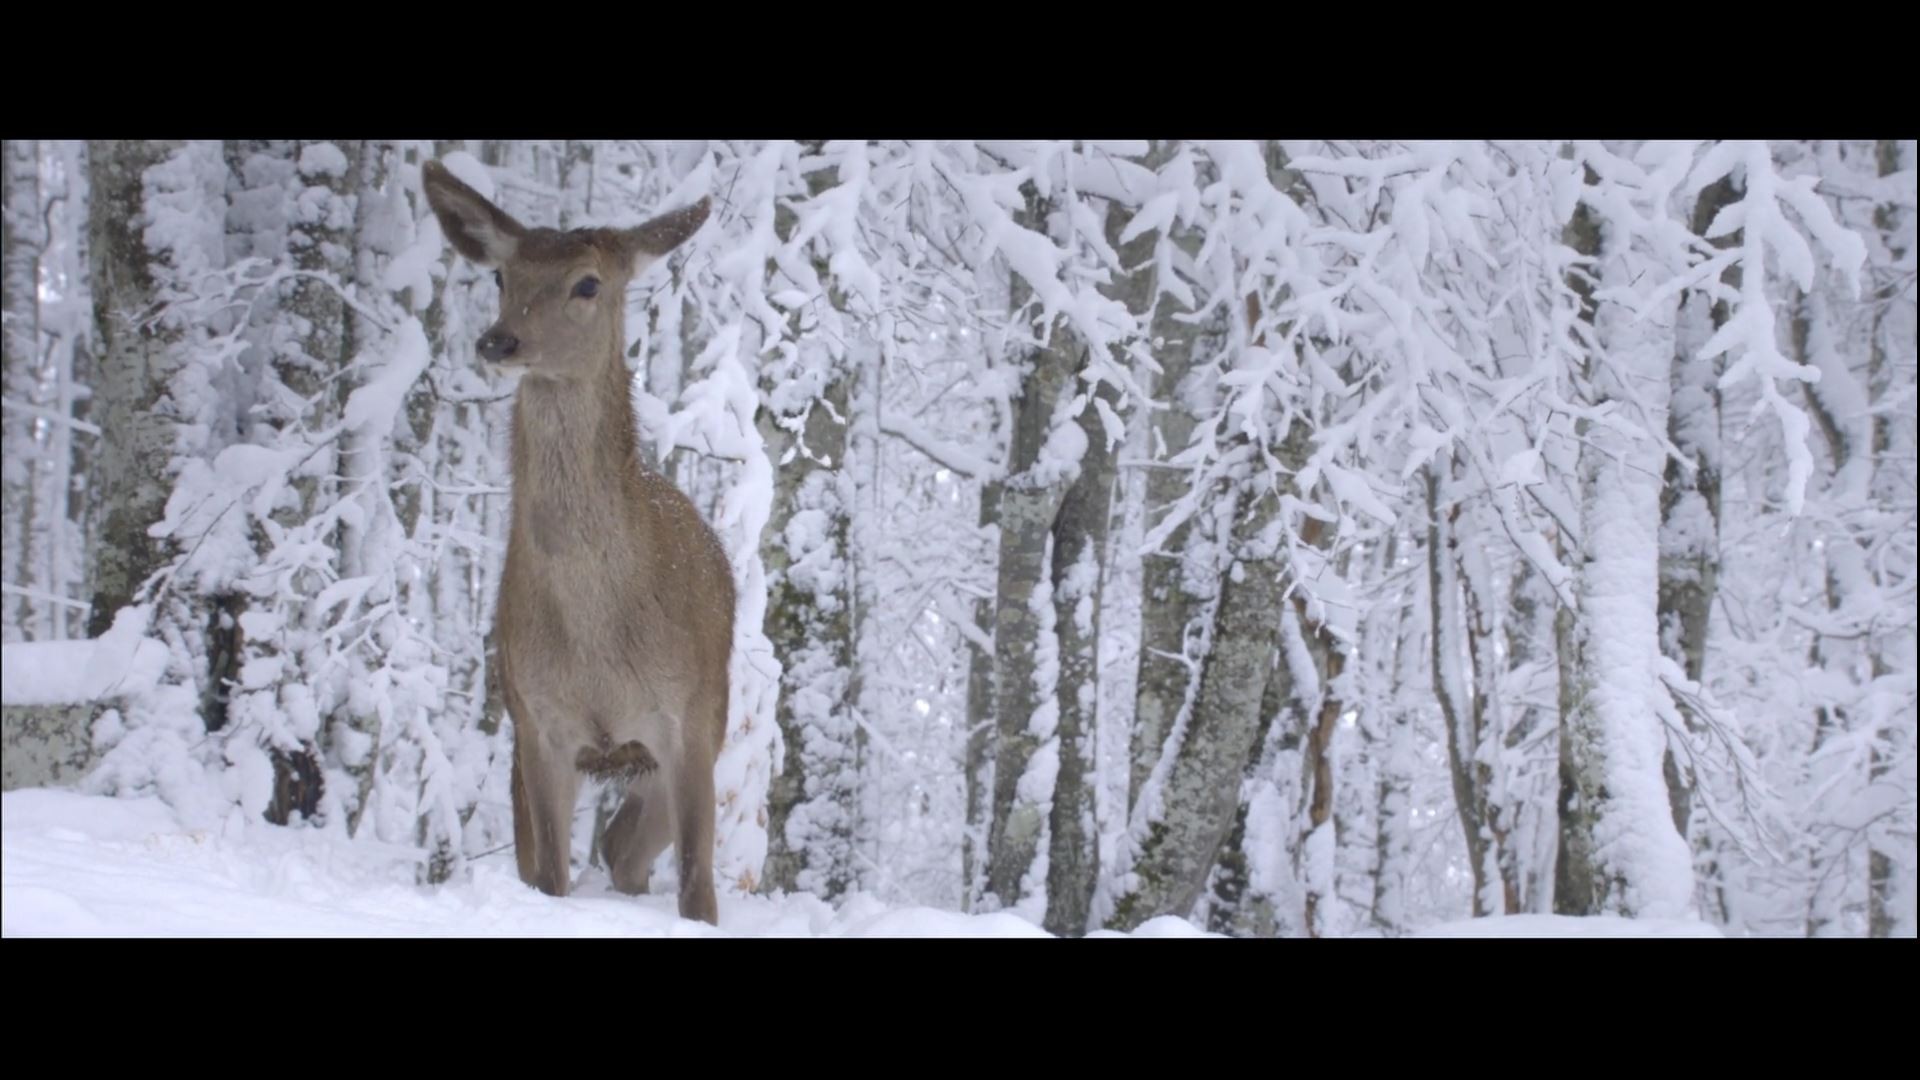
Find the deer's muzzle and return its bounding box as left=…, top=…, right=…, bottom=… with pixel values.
left=478, top=328, right=520, bottom=363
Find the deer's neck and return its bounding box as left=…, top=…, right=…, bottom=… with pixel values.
left=509, top=344, right=645, bottom=549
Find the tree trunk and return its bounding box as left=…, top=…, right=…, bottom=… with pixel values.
left=962, top=481, right=999, bottom=911
left=1367, top=714, right=1417, bottom=935
left=1863, top=137, right=1907, bottom=939
left=1042, top=375, right=1120, bottom=934
left=1129, top=216, right=1214, bottom=813
left=1428, top=462, right=1520, bottom=916
left=1554, top=180, right=1695, bottom=918
left=1348, top=531, right=1418, bottom=935
left=981, top=305, right=1076, bottom=909
left=1039, top=184, right=1161, bottom=933
left=1292, top=519, right=1350, bottom=937
left=1504, top=557, right=1559, bottom=912
left=1205, top=651, right=1286, bottom=936
left=1105, top=474, right=1282, bottom=930
left=3, top=139, right=47, bottom=639
left=84, top=140, right=186, bottom=639
left=228, top=139, right=361, bottom=826
left=761, top=146, right=860, bottom=898
left=759, top=371, right=857, bottom=896
left=1656, top=173, right=1739, bottom=837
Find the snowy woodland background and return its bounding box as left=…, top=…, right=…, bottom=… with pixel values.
left=0, top=139, right=1913, bottom=937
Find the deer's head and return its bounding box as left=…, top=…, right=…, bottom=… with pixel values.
left=421, top=159, right=709, bottom=379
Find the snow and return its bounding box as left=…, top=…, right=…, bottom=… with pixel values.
left=1087, top=916, right=1221, bottom=939
left=297, top=142, right=350, bottom=180
left=0, top=790, right=1206, bottom=938
left=1569, top=280, right=1699, bottom=921
left=382, top=213, right=442, bottom=314
left=1413, top=914, right=1723, bottom=939
left=341, top=317, right=432, bottom=435
left=0, top=609, right=168, bottom=707
left=6, top=139, right=1910, bottom=940
left=879, top=415, right=1002, bottom=480
left=1028, top=404, right=1089, bottom=488
left=1500, top=446, right=1544, bottom=487
left=86, top=839, right=1639, bottom=934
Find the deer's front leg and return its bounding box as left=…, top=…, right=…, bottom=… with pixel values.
left=513, top=728, right=582, bottom=898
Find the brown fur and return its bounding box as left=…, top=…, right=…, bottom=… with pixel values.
left=421, top=159, right=731, bottom=924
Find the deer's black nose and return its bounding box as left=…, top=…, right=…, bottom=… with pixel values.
left=478, top=330, right=519, bottom=362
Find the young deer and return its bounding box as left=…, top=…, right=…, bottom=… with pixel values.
left=421, top=159, right=732, bottom=924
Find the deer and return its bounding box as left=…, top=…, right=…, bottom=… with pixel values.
left=421, top=159, right=732, bottom=925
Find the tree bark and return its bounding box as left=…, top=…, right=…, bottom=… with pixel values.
left=1129, top=213, right=1214, bottom=813
left=3, top=139, right=46, bottom=638
left=981, top=294, right=1076, bottom=908
left=761, top=146, right=860, bottom=898
left=1106, top=476, right=1282, bottom=930
left=1042, top=374, right=1120, bottom=934
left=1428, top=463, right=1520, bottom=916
left=1863, top=138, right=1906, bottom=939
left=84, top=140, right=186, bottom=639
left=1656, top=174, right=1739, bottom=837
left=1554, top=176, right=1695, bottom=918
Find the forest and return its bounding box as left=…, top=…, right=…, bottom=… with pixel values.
left=1, top=139, right=1912, bottom=938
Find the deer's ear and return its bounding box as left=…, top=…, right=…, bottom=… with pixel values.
left=422, top=159, right=525, bottom=266
left=620, top=196, right=710, bottom=273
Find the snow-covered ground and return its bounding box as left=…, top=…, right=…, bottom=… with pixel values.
left=2, top=788, right=1725, bottom=938
left=1412, top=914, right=1722, bottom=938
left=1, top=789, right=1216, bottom=937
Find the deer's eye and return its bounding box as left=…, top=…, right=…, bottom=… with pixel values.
left=573, top=276, right=600, bottom=300
left=493, top=270, right=503, bottom=290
